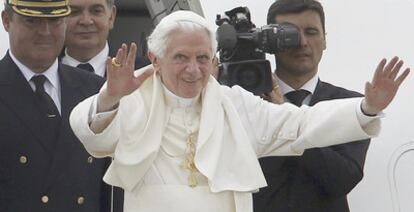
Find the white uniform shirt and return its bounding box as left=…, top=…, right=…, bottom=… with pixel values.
left=10, top=51, right=61, bottom=114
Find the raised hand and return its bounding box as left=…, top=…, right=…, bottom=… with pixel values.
left=362, top=56, right=410, bottom=115
left=98, top=43, right=154, bottom=112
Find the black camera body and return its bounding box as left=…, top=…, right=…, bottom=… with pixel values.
left=216, top=7, right=300, bottom=95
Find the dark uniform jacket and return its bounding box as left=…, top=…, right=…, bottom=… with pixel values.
left=253, top=80, right=371, bottom=212
left=59, top=47, right=151, bottom=212
left=0, top=52, right=115, bottom=212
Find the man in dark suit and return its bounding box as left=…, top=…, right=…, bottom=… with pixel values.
left=0, top=0, right=115, bottom=211
left=61, top=0, right=149, bottom=77
left=253, top=0, right=371, bottom=211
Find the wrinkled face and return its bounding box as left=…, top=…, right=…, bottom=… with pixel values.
left=274, top=10, right=326, bottom=78
left=65, top=0, right=115, bottom=52
left=1, top=11, right=66, bottom=72
left=150, top=29, right=214, bottom=98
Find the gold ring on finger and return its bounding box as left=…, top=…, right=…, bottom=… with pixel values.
left=272, top=85, right=279, bottom=91
left=111, top=58, right=121, bottom=67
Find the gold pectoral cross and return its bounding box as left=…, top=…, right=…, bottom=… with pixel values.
left=180, top=134, right=198, bottom=187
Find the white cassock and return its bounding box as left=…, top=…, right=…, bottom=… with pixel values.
left=69, top=71, right=380, bottom=212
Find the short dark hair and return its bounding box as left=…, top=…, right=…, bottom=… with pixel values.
left=3, top=3, right=14, bottom=19
left=267, top=0, right=325, bottom=33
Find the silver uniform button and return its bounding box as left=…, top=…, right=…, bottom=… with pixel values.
left=77, top=196, right=85, bottom=205
left=41, top=195, right=49, bottom=204
left=87, top=156, right=93, bottom=163
left=19, top=156, right=28, bottom=164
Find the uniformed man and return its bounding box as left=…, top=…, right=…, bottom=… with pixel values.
left=0, top=0, right=115, bottom=211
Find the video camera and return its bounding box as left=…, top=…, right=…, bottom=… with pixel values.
left=216, top=7, right=300, bottom=95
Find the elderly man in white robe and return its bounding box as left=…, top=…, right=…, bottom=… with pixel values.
left=69, top=10, right=409, bottom=212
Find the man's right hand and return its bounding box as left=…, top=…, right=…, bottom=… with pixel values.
left=98, top=43, right=154, bottom=112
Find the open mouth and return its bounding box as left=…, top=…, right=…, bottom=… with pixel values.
left=183, top=79, right=198, bottom=83
left=183, top=78, right=200, bottom=83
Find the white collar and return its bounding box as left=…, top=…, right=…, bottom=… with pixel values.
left=62, top=42, right=109, bottom=77
left=277, top=73, right=319, bottom=95
left=162, top=84, right=201, bottom=108
left=10, top=50, right=59, bottom=90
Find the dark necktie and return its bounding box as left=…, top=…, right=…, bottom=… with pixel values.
left=31, top=75, right=61, bottom=119
left=31, top=75, right=61, bottom=147
left=76, top=63, right=94, bottom=73
left=284, top=90, right=310, bottom=107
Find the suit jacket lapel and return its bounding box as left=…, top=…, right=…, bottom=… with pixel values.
left=0, top=53, right=55, bottom=154
left=309, top=80, right=332, bottom=106
left=59, top=64, right=85, bottom=126
left=45, top=65, right=87, bottom=187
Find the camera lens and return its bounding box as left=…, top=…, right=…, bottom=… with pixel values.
left=237, top=64, right=263, bottom=89
left=219, top=60, right=273, bottom=95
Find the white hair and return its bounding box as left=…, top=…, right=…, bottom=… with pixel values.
left=147, top=10, right=217, bottom=58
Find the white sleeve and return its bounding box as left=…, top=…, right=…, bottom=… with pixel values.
left=89, top=94, right=118, bottom=134
left=356, top=98, right=385, bottom=127
left=69, top=94, right=121, bottom=158
left=224, top=86, right=381, bottom=158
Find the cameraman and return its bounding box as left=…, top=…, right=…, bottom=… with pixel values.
left=253, top=0, right=370, bottom=211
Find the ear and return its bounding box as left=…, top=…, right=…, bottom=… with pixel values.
left=108, top=5, right=117, bottom=30
left=322, top=33, right=327, bottom=50
left=1, top=11, right=11, bottom=32
left=147, top=50, right=160, bottom=71
left=212, top=56, right=218, bottom=65
left=211, top=56, right=219, bottom=78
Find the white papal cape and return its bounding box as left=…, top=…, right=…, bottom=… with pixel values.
left=70, top=72, right=380, bottom=212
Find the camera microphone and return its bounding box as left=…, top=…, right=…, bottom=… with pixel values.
left=216, top=23, right=238, bottom=51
